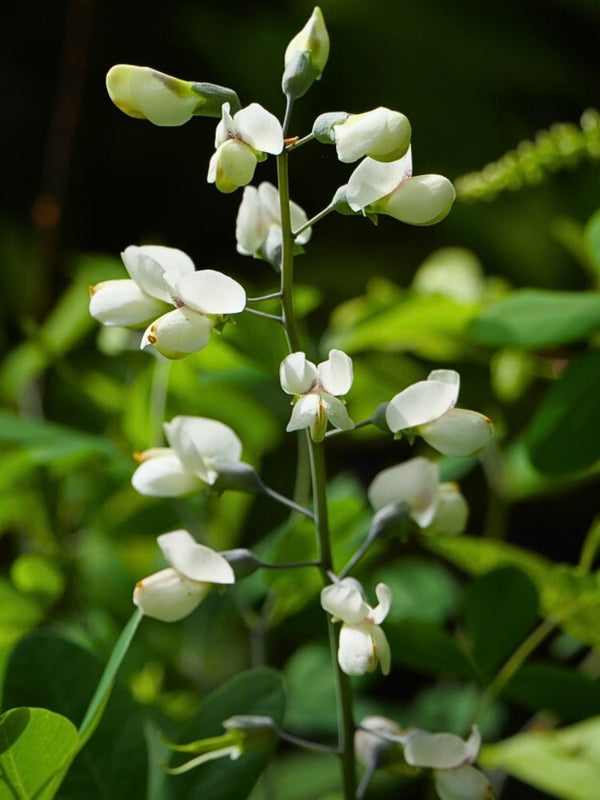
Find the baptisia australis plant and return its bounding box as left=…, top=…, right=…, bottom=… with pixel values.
left=89, top=7, right=498, bottom=800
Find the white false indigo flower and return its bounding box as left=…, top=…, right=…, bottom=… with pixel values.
left=133, top=530, right=235, bottom=622
left=385, top=369, right=494, bottom=457
left=207, top=103, right=283, bottom=193
left=345, top=147, right=456, bottom=225
left=403, top=726, right=494, bottom=800
left=282, top=7, right=329, bottom=99
left=132, top=416, right=243, bottom=497
left=235, top=182, right=312, bottom=267
left=280, top=350, right=354, bottom=442
left=313, top=107, right=411, bottom=164
left=368, top=458, right=469, bottom=535
left=89, top=244, right=246, bottom=359
left=106, top=65, right=240, bottom=126
left=355, top=716, right=406, bottom=770
left=321, top=578, right=392, bottom=676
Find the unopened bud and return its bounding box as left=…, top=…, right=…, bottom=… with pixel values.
left=282, top=7, right=329, bottom=100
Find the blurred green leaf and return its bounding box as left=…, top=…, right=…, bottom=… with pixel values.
left=468, top=289, right=600, bottom=348
left=386, top=620, right=476, bottom=678
left=375, top=557, right=458, bottom=625
left=481, top=716, right=600, bottom=800
left=584, top=208, right=600, bottom=277
left=505, top=661, right=600, bottom=722
left=526, top=351, right=600, bottom=474
left=463, top=566, right=539, bottom=674
left=248, top=752, right=340, bottom=800
left=0, top=707, right=80, bottom=800
left=0, top=580, right=44, bottom=685
left=170, top=668, right=285, bottom=800
left=283, top=645, right=337, bottom=735
left=10, top=555, right=65, bottom=604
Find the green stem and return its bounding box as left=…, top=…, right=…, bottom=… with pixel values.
left=244, top=307, right=284, bottom=324
left=149, top=358, right=171, bottom=447
left=286, top=132, right=316, bottom=151
left=579, top=516, right=600, bottom=574
left=293, top=203, right=335, bottom=238
left=260, top=483, right=315, bottom=520
left=277, top=147, right=356, bottom=798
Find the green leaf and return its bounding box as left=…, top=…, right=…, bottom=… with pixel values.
left=0, top=707, right=80, bottom=800
left=505, top=661, right=600, bottom=722
left=283, top=645, right=337, bottom=735
left=584, top=208, right=600, bottom=277
left=526, top=351, right=600, bottom=473
left=2, top=628, right=147, bottom=800
left=463, top=567, right=539, bottom=674
left=376, top=557, right=458, bottom=625
left=170, top=668, right=285, bottom=800
left=468, top=289, right=600, bottom=348
left=481, top=716, right=600, bottom=800
left=386, top=620, right=476, bottom=678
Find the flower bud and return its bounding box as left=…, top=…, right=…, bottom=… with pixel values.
left=372, top=174, right=456, bottom=226
left=106, top=65, right=240, bottom=126
left=314, top=108, right=411, bottom=164
left=282, top=7, right=329, bottom=99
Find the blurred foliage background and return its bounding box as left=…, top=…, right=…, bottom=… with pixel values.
left=2, top=1, right=600, bottom=798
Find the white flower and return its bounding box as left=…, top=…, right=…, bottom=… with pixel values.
left=207, top=103, right=283, bottom=193
left=317, top=107, right=411, bottom=164
left=284, top=6, right=329, bottom=77
left=403, top=726, right=493, bottom=800
left=345, top=147, right=456, bottom=226
left=132, top=416, right=243, bottom=497
left=385, top=369, right=494, bottom=457
left=368, top=457, right=469, bottom=535
left=133, top=530, right=235, bottom=622
left=280, top=350, right=354, bottom=442
left=321, top=578, right=392, bottom=676
left=89, top=244, right=246, bottom=359
left=235, top=182, right=311, bottom=264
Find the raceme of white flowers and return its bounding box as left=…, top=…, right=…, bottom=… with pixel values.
left=385, top=369, right=494, bottom=457
left=368, top=457, right=469, bottom=535
left=345, top=147, right=456, bottom=226
left=132, top=416, right=243, bottom=497
left=235, top=182, right=312, bottom=265
left=280, top=350, right=354, bottom=442
left=89, top=245, right=246, bottom=359
left=321, top=578, right=391, bottom=676
left=133, top=530, right=235, bottom=622
left=207, top=103, right=284, bottom=193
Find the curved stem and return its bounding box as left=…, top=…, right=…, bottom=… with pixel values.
left=277, top=151, right=301, bottom=352
left=244, top=307, right=284, bottom=324
left=247, top=291, right=283, bottom=303
left=282, top=95, right=294, bottom=138
left=261, top=483, right=315, bottom=520
left=293, top=203, right=335, bottom=238
left=286, top=132, right=316, bottom=152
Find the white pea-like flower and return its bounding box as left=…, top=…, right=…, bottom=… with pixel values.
left=314, top=107, right=411, bottom=164
left=235, top=182, right=311, bottom=265
left=368, top=457, right=469, bottom=535
left=89, top=245, right=246, bottom=359
left=385, top=369, right=494, bottom=457
left=403, top=726, right=494, bottom=800
left=345, top=147, right=456, bottom=226
left=133, top=530, right=235, bottom=622
left=280, top=350, right=354, bottom=442
left=207, top=103, right=283, bottom=193
left=321, top=578, right=392, bottom=676
left=132, top=416, right=243, bottom=497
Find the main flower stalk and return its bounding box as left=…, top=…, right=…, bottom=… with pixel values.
left=277, top=148, right=356, bottom=799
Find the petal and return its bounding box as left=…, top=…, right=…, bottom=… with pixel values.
left=89, top=279, right=165, bottom=327
left=141, top=307, right=213, bottom=359
left=214, top=101, right=234, bottom=147
left=131, top=451, right=204, bottom=497
left=121, top=244, right=195, bottom=303
left=106, top=65, right=198, bottom=127
left=434, top=765, right=493, bottom=800
left=370, top=583, right=392, bottom=624
left=234, top=103, right=283, bottom=154
left=374, top=174, right=456, bottom=226
left=208, top=140, right=257, bottom=193
left=403, top=730, right=473, bottom=769
left=337, top=624, right=377, bottom=675
left=286, top=393, right=320, bottom=433
left=175, top=269, right=247, bottom=315
left=385, top=378, right=459, bottom=432
left=164, top=416, right=243, bottom=485
left=133, top=567, right=208, bottom=622
left=321, top=578, right=369, bottom=624
left=370, top=623, right=391, bottom=675
left=346, top=152, right=412, bottom=211
left=367, top=457, right=439, bottom=528
left=289, top=196, right=312, bottom=245
left=157, top=530, right=235, bottom=584
left=317, top=349, right=354, bottom=395
left=280, top=352, right=318, bottom=395
left=320, top=394, right=355, bottom=431
left=235, top=185, right=264, bottom=256
left=427, top=482, right=469, bottom=536
left=335, top=107, right=411, bottom=164
left=420, top=408, right=494, bottom=457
